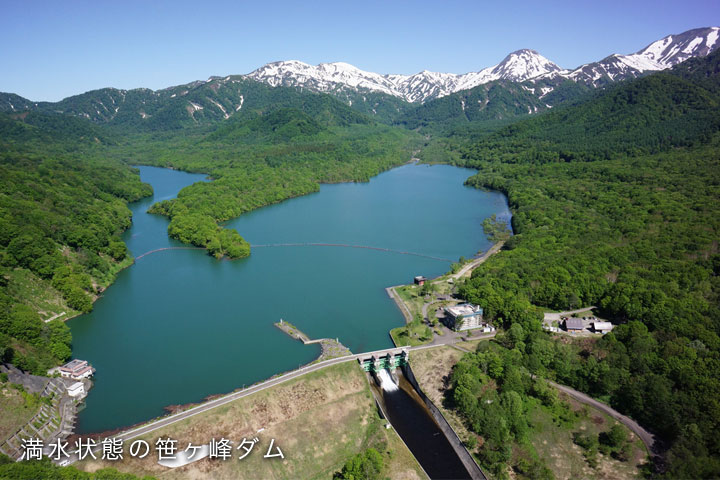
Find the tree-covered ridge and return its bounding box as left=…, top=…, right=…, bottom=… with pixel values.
left=207, top=108, right=326, bottom=144
left=396, top=77, right=591, bottom=131
left=458, top=49, right=720, bottom=162
left=436, top=50, right=720, bottom=478
left=0, top=115, right=152, bottom=374
left=0, top=111, right=117, bottom=147
left=0, top=75, right=372, bottom=133
left=330, top=89, right=415, bottom=124
left=143, top=121, right=415, bottom=258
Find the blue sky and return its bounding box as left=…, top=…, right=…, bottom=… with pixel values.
left=2, top=0, right=719, bottom=101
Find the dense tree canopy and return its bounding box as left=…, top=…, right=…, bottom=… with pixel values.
left=0, top=113, right=152, bottom=373
left=438, top=49, right=720, bottom=477
left=140, top=119, right=415, bottom=258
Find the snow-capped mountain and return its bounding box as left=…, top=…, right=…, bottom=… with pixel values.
left=2, top=26, right=718, bottom=127
left=247, top=50, right=562, bottom=103
left=247, top=27, right=720, bottom=103
left=553, top=26, right=720, bottom=86
left=249, top=60, right=401, bottom=97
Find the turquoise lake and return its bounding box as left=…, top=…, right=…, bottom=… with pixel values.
left=68, top=163, right=511, bottom=433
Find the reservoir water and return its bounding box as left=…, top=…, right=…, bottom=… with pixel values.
left=68, top=163, right=510, bottom=433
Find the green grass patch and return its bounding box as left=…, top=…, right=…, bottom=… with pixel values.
left=5, top=269, right=78, bottom=320
left=0, top=386, right=42, bottom=443
left=390, top=319, right=433, bottom=347
left=524, top=398, right=646, bottom=479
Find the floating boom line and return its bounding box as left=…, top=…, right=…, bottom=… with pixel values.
left=134, top=243, right=453, bottom=263
left=134, top=247, right=206, bottom=260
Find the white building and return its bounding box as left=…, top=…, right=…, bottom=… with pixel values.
left=444, top=304, right=485, bottom=331
left=593, top=321, right=613, bottom=334
left=67, top=381, right=85, bottom=397
left=59, top=359, right=94, bottom=380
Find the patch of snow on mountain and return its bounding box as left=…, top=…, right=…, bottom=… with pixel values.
left=615, top=54, right=663, bottom=72
left=209, top=98, right=229, bottom=119
left=538, top=86, right=553, bottom=98
left=641, top=35, right=673, bottom=61
left=683, top=37, right=704, bottom=54
left=707, top=29, right=719, bottom=49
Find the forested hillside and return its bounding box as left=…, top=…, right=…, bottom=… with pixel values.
left=436, top=49, right=720, bottom=477
left=0, top=80, right=416, bottom=375
left=397, top=78, right=590, bottom=131
left=141, top=116, right=415, bottom=258
left=0, top=112, right=152, bottom=374
left=0, top=74, right=401, bottom=132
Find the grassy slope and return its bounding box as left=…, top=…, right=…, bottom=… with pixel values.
left=5, top=269, right=78, bottom=321
left=76, top=362, right=424, bottom=480
left=0, top=385, right=39, bottom=444
left=527, top=396, right=646, bottom=480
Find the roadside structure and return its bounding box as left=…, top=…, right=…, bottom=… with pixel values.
left=58, top=359, right=94, bottom=380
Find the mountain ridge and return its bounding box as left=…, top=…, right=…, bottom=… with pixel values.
left=247, top=27, right=719, bottom=103
left=246, top=49, right=563, bottom=103
left=1, top=27, right=717, bottom=127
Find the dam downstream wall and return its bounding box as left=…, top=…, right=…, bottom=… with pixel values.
left=402, top=363, right=487, bottom=480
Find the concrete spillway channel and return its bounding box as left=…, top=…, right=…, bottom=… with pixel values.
left=366, top=364, right=486, bottom=480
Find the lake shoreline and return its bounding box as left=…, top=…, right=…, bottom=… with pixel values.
left=68, top=163, right=512, bottom=434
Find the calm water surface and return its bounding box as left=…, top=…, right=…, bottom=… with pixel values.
left=69, top=164, right=510, bottom=433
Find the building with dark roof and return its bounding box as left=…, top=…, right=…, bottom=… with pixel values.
left=565, top=318, right=584, bottom=331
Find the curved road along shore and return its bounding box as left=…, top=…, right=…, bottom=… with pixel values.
left=451, top=241, right=505, bottom=280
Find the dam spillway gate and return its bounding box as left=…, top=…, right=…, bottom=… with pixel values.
left=358, top=348, right=408, bottom=372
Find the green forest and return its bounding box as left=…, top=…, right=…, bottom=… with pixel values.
left=0, top=113, right=152, bottom=374
left=435, top=50, right=720, bottom=478
left=134, top=105, right=415, bottom=258
left=0, top=39, right=719, bottom=478
left=0, top=86, right=417, bottom=374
